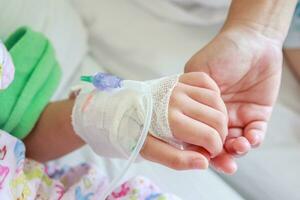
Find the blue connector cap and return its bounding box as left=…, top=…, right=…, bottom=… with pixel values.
left=81, top=72, right=122, bottom=91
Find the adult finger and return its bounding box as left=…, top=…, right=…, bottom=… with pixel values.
left=224, top=137, right=251, bottom=155
left=210, top=151, right=237, bottom=175
left=244, top=121, right=267, bottom=147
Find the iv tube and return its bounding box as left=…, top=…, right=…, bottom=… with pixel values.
left=81, top=74, right=153, bottom=199
left=98, top=82, right=153, bottom=199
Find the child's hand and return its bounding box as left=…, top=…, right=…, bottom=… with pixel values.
left=141, top=72, right=228, bottom=170
left=71, top=71, right=227, bottom=171
left=170, top=72, right=228, bottom=156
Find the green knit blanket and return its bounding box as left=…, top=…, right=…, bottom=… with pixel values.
left=0, top=27, right=61, bottom=139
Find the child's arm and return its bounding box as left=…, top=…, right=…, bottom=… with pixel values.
left=24, top=98, right=210, bottom=170
left=24, top=99, right=85, bottom=162
left=25, top=72, right=227, bottom=172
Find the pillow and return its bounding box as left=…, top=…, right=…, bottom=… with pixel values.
left=0, top=0, right=88, bottom=99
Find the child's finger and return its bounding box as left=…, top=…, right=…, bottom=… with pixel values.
left=179, top=72, right=220, bottom=94
left=170, top=110, right=223, bottom=157
left=179, top=83, right=227, bottom=115
left=180, top=95, right=228, bottom=142
left=140, top=135, right=209, bottom=170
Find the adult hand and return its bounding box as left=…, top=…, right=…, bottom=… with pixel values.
left=185, top=24, right=283, bottom=174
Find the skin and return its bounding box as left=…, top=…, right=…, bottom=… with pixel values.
left=24, top=72, right=227, bottom=171
left=185, top=0, right=298, bottom=173
left=24, top=0, right=297, bottom=174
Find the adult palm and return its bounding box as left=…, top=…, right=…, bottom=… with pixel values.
left=185, top=27, right=283, bottom=173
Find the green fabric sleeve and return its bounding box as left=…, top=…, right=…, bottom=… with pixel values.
left=0, top=27, right=61, bottom=139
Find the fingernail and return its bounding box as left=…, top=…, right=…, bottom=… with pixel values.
left=215, top=167, right=226, bottom=174
left=214, top=162, right=238, bottom=175
left=236, top=151, right=244, bottom=155
left=228, top=162, right=238, bottom=175
left=251, top=134, right=260, bottom=146
left=192, top=158, right=207, bottom=169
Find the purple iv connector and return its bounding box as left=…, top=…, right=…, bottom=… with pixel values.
left=81, top=72, right=123, bottom=91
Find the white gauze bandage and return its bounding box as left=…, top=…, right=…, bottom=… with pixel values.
left=72, top=74, right=182, bottom=159
left=146, top=75, right=184, bottom=148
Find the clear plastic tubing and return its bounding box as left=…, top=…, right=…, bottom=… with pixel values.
left=81, top=73, right=153, bottom=200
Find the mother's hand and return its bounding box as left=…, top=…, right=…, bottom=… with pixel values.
left=185, top=25, right=283, bottom=174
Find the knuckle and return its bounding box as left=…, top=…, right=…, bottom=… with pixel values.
left=191, top=71, right=205, bottom=77
left=168, top=112, right=183, bottom=139
left=201, top=74, right=220, bottom=93
left=213, top=85, right=221, bottom=94
left=169, top=110, right=181, bottom=125
left=168, top=111, right=178, bottom=126
left=200, top=72, right=210, bottom=79
left=169, top=85, right=185, bottom=107
left=208, top=91, right=220, bottom=103
left=215, top=111, right=228, bottom=128
left=169, top=92, right=177, bottom=107
left=204, top=129, right=217, bottom=145
left=207, top=92, right=225, bottom=111
left=209, top=111, right=228, bottom=142
left=197, top=72, right=210, bottom=82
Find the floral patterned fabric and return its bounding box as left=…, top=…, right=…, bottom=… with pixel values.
left=0, top=130, right=181, bottom=200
